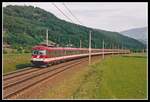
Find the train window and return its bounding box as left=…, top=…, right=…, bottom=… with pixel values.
left=55, top=50, right=57, bottom=57
left=65, top=50, right=67, bottom=55
left=67, top=50, right=69, bottom=55
left=50, top=50, right=56, bottom=57
left=39, top=50, right=46, bottom=55
left=46, top=50, right=50, bottom=57
left=32, top=50, right=38, bottom=55
left=56, top=50, right=59, bottom=57
left=32, top=50, right=46, bottom=55
left=64, top=50, right=66, bottom=56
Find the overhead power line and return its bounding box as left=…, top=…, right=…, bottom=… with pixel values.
left=52, top=3, right=74, bottom=23
left=62, top=3, right=83, bottom=25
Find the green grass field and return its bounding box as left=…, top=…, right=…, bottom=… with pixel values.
left=3, top=53, right=31, bottom=74
left=73, top=53, right=147, bottom=99
left=42, top=53, right=147, bottom=99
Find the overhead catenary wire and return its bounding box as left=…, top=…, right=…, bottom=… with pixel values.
left=62, top=3, right=84, bottom=25
left=52, top=3, right=74, bottom=23
left=52, top=2, right=86, bottom=48
left=62, top=2, right=86, bottom=49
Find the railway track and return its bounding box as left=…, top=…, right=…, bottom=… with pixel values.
left=3, top=58, right=88, bottom=99
left=3, top=68, right=40, bottom=81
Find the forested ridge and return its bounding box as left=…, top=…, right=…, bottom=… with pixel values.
left=3, top=5, right=145, bottom=52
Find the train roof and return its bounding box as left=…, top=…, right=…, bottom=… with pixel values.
left=32, top=45, right=129, bottom=51
left=32, top=45, right=102, bottom=51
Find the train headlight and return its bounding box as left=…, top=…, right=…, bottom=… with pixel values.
left=32, top=58, right=44, bottom=61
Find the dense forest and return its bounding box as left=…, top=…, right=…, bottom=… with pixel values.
left=3, top=5, right=146, bottom=53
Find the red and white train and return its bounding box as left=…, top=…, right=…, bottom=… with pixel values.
left=31, top=44, right=130, bottom=67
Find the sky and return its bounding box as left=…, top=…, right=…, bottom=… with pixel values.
left=3, top=2, right=148, bottom=32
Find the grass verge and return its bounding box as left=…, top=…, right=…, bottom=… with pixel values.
left=3, top=53, right=31, bottom=74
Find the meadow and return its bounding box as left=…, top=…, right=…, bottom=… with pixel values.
left=42, top=53, right=147, bottom=99
left=3, top=53, right=31, bottom=74
left=73, top=53, right=147, bottom=99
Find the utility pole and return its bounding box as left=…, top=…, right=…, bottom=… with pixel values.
left=68, top=37, right=71, bottom=47
left=112, top=44, right=113, bottom=56
left=89, top=31, right=92, bottom=65
left=80, top=36, right=82, bottom=48
left=122, top=44, right=123, bottom=54
left=118, top=44, right=119, bottom=55
left=46, top=29, right=48, bottom=46
left=102, top=40, right=104, bottom=59
left=69, top=38, right=70, bottom=47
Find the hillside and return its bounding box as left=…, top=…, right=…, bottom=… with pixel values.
left=3, top=5, right=146, bottom=52
left=120, top=27, right=148, bottom=45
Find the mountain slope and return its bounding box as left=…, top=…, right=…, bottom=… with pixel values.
left=3, top=5, right=145, bottom=52
left=120, top=27, right=148, bottom=44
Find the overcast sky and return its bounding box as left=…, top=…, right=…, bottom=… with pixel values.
left=3, top=2, right=148, bottom=32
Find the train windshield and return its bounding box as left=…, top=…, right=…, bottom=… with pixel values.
left=32, top=50, right=46, bottom=55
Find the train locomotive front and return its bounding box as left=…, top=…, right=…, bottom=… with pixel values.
left=31, top=45, right=49, bottom=66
